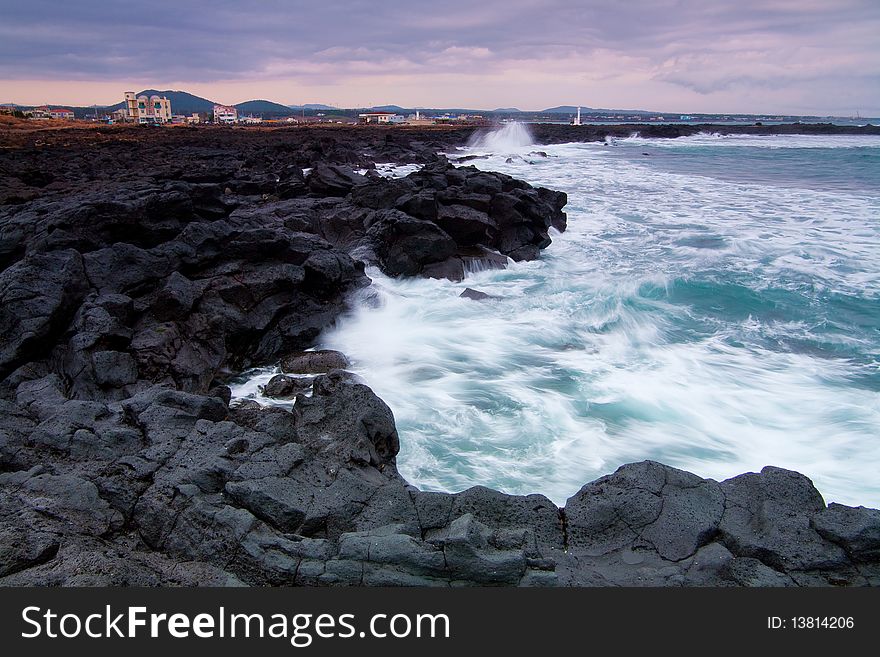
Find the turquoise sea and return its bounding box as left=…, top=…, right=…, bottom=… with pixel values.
left=237, top=129, right=880, bottom=508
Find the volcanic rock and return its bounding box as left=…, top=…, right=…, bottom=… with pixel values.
left=280, top=350, right=350, bottom=374
left=261, top=374, right=313, bottom=399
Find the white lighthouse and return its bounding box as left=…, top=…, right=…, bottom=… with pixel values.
left=574, top=106, right=581, bottom=126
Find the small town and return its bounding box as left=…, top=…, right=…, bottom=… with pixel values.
left=1, top=90, right=809, bottom=128
left=0, top=90, right=490, bottom=127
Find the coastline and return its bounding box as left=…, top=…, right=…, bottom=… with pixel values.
left=1, top=123, right=878, bottom=586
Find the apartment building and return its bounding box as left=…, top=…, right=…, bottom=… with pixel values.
left=213, top=104, right=238, bottom=124
left=123, top=92, right=172, bottom=124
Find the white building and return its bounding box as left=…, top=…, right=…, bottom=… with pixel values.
left=213, top=104, right=238, bottom=124
left=49, top=108, right=75, bottom=120
left=358, top=112, right=396, bottom=124
left=26, top=106, right=51, bottom=119
left=122, top=92, right=172, bottom=124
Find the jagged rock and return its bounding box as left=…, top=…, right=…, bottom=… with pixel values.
left=307, top=164, right=368, bottom=196
left=429, top=514, right=526, bottom=585
left=395, top=191, right=438, bottom=222
left=0, top=249, right=89, bottom=379
left=151, top=271, right=199, bottom=320
left=14, top=374, right=67, bottom=421
left=225, top=477, right=312, bottom=533
left=294, top=371, right=400, bottom=469
left=463, top=171, right=504, bottom=195
left=0, top=468, right=123, bottom=536
left=365, top=210, right=458, bottom=277
left=434, top=204, right=496, bottom=245
left=556, top=462, right=878, bottom=586
left=350, top=177, right=417, bottom=209
left=282, top=160, right=567, bottom=280
left=93, top=350, right=139, bottom=387
left=812, top=504, right=880, bottom=561
left=0, top=523, right=60, bottom=578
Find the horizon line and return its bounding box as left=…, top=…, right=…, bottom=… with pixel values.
left=2, top=96, right=876, bottom=120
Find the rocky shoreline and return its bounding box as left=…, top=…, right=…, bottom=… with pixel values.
left=1, top=125, right=878, bottom=586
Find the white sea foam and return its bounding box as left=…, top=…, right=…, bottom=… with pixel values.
left=236, top=130, right=880, bottom=508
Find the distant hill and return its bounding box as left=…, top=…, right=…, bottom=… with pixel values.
left=368, top=105, right=407, bottom=112
left=288, top=103, right=337, bottom=110
left=107, top=90, right=217, bottom=116
left=493, top=107, right=521, bottom=113
left=542, top=105, right=595, bottom=114
left=234, top=99, right=295, bottom=116
left=542, top=105, right=654, bottom=115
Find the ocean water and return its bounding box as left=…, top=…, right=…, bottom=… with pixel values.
left=235, top=128, right=880, bottom=508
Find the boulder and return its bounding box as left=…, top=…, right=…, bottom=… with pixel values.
left=280, top=350, right=350, bottom=374
left=261, top=374, right=313, bottom=399
left=718, top=466, right=848, bottom=572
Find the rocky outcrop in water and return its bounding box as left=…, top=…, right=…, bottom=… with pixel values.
left=1, top=125, right=878, bottom=586
left=305, top=158, right=567, bottom=279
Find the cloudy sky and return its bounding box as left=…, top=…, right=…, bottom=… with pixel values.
left=1, top=0, right=878, bottom=115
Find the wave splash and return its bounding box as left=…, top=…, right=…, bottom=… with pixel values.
left=467, top=122, right=534, bottom=151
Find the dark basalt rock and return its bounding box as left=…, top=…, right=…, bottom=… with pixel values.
left=222, top=155, right=566, bottom=280
left=0, top=249, right=90, bottom=380
left=0, top=125, right=877, bottom=587
left=307, top=164, right=368, bottom=197
left=365, top=210, right=458, bottom=277
left=558, top=462, right=878, bottom=586
left=294, top=370, right=400, bottom=470
left=280, top=350, right=350, bottom=374
left=812, top=504, right=880, bottom=562
left=261, top=374, right=313, bottom=399
left=422, top=257, right=467, bottom=282
left=350, top=177, right=417, bottom=209
left=434, top=204, right=496, bottom=246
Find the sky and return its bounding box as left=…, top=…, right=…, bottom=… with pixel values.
left=1, top=0, right=878, bottom=115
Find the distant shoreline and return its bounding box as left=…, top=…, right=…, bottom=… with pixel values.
left=1, top=118, right=877, bottom=153
left=527, top=121, right=880, bottom=144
